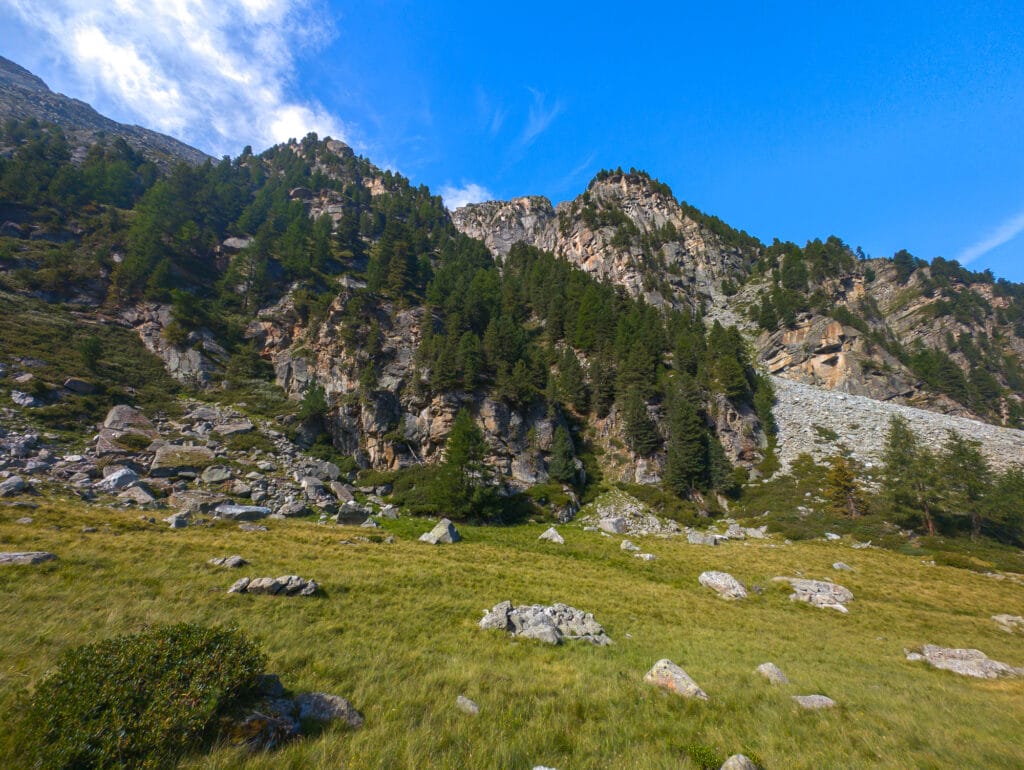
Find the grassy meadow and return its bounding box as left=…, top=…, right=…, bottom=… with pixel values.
left=0, top=498, right=1022, bottom=769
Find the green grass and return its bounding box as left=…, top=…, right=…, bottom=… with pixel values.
left=1, top=497, right=1022, bottom=768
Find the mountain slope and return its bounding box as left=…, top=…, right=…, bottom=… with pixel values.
left=0, top=56, right=211, bottom=171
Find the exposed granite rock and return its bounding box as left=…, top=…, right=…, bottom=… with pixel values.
left=479, top=600, right=611, bottom=646
left=455, top=695, right=479, bottom=715
left=538, top=527, right=564, bottom=544
left=643, top=659, right=708, bottom=700
left=294, top=692, right=363, bottom=727
left=992, top=614, right=1024, bottom=634
left=755, top=662, right=789, bottom=684
left=698, top=571, right=747, bottom=600
left=720, top=755, right=760, bottom=770
left=774, top=577, right=853, bottom=612
left=0, top=551, right=56, bottom=565
left=905, top=645, right=1024, bottom=678
left=229, top=575, right=319, bottom=596
left=793, top=694, right=836, bottom=709
left=209, top=555, right=248, bottom=568
left=419, top=517, right=461, bottom=544
left=214, top=503, right=271, bottom=521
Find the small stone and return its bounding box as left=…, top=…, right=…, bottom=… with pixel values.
left=94, top=467, right=140, bottom=493
left=360, top=517, right=381, bottom=528
left=239, top=523, right=268, bottom=532
left=11, top=390, right=41, bottom=408
left=63, top=377, right=96, bottom=395
left=539, top=527, right=564, bottom=544
left=644, top=659, right=709, bottom=700
left=598, top=517, right=627, bottom=534
left=455, top=695, right=479, bottom=715
left=832, top=562, right=853, bottom=571
left=277, top=501, right=310, bottom=517
left=793, top=694, right=836, bottom=709
left=824, top=532, right=841, bottom=541
left=0, top=551, right=57, bottom=565
left=227, top=577, right=251, bottom=593
left=164, top=513, right=190, bottom=529
left=634, top=553, right=656, bottom=561
left=118, top=486, right=157, bottom=506
left=687, top=531, right=720, bottom=546
left=419, top=517, right=461, bottom=544
left=755, top=662, right=789, bottom=684
left=15, top=517, right=32, bottom=524
left=620, top=539, right=640, bottom=551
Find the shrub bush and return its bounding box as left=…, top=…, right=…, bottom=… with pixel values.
left=18, top=623, right=265, bottom=769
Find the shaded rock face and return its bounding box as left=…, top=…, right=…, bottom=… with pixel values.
left=479, top=601, right=612, bottom=646
left=119, top=303, right=227, bottom=388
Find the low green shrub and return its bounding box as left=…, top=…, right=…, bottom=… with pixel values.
left=17, top=623, right=265, bottom=769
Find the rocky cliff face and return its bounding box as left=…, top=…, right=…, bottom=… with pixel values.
left=452, top=171, right=755, bottom=311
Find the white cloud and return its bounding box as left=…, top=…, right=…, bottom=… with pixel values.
left=521, top=87, right=563, bottom=146
left=440, top=182, right=494, bottom=210
left=958, top=207, right=1024, bottom=265
left=0, top=0, right=348, bottom=156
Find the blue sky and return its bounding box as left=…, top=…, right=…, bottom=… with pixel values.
left=2, top=1, right=1023, bottom=281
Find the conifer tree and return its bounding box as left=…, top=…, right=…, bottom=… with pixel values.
left=824, top=454, right=865, bottom=517
left=664, top=394, right=706, bottom=496
left=430, top=408, right=494, bottom=518
left=558, top=349, right=588, bottom=413
left=940, top=430, right=991, bottom=540
left=548, top=425, right=577, bottom=484
left=881, top=415, right=940, bottom=535
left=621, top=387, right=661, bottom=457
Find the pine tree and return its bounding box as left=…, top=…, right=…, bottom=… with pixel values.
left=881, top=415, right=940, bottom=535
left=664, top=395, right=706, bottom=496
left=940, top=430, right=991, bottom=540
left=558, top=349, right=588, bottom=413
left=548, top=425, right=576, bottom=484
left=431, top=408, right=494, bottom=519
left=621, top=387, right=661, bottom=457
left=824, top=454, right=865, bottom=517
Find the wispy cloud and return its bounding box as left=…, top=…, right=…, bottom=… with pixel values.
left=520, top=87, right=563, bottom=146
left=439, top=182, right=493, bottom=210
left=958, top=206, right=1024, bottom=265
left=0, top=0, right=348, bottom=155
left=475, top=88, right=508, bottom=138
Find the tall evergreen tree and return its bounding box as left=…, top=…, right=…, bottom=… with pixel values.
left=430, top=408, right=494, bottom=519
left=881, top=415, right=940, bottom=535
left=940, top=430, right=991, bottom=540
left=548, top=425, right=577, bottom=484
left=621, top=387, right=661, bottom=457
left=664, top=394, right=706, bottom=496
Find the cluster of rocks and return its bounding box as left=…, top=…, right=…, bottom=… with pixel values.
left=227, top=674, right=362, bottom=752
left=645, top=658, right=834, bottom=711
left=685, top=521, right=769, bottom=546
left=479, top=601, right=612, bottom=646
left=228, top=575, right=319, bottom=597
left=773, top=577, right=854, bottom=613
left=0, top=401, right=388, bottom=527
left=579, top=491, right=680, bottom=537
left=905, top=645, right=1024, bottom=679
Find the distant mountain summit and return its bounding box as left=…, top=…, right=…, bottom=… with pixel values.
left=0, top=56, right=211, bottom=171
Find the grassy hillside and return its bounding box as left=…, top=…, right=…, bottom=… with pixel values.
left=1, top=499, right=1022, bottom=768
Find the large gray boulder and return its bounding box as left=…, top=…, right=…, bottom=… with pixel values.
left=0, top=551, right=57, bottom=565
left=0, top=475, right=27, bottom=497
left=698, top=571, right=747, bottom=600
left=774, top=577, right=853, bottom=612
left=643, top=659, right=709, bottom=700
left=150, top=444, right=215, bottom=477
left=419, top=517, right=461, bottom=544
left=905, top=645, right=1024, bottom=678
left=479, top=601, right=611, bottom=645
left=294, top=692, right=363, bottom=727
left=94, top=467, right=140, bottom=493
left=214, top=503, right=272, bottom=521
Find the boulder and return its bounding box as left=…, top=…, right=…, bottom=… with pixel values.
left=643, top=659, right=709, bottom=700
left=214, top=503, right=272, bottom=521
left=117, top=486, right=157, bottom=506
left=63, top=377, right=96, bottom=395
left=905, top=645, right=1024, bottom=678
left=721, top=756, right=760, bottom=770
left=93, top=467, right=139, bottom=493
left=327, top=481, right=355, bottom=502
left=698, top=571, right=748, bottom=600
left=294, top=692, right=363, bottom=727
left=455, top=695, right=479, bottom=716
left=755, top=662, right=789, bottom=684
left=103, top=405, right=157, bottom=433
left=687, top=531, right=721, bottom=546
left=164, top=513, right=190, bottom=529
left=150, top=444, right=215, bottom=477
left=201, top=465, right=232, bottom=484
left=0, top=551, right=57, bottom=565
left=419, top=517, right=462, bottom=544
left=539, top=527, right=564, bottom=544
left=792, top=694, right=836, bottom=709
left=620, top=539, right=640, bottom=552
left=239, top=523, right=268, bottom=532
left=232, top=575, right=319, bottom=597
left=992, top=614, right=1024, bottom=634
left=833, top=562, right=853, bottom=571
left=634, top=553, right=656, bottom=561
left=213, top=420, right=254, bottom=436
left=479, top=601, right=611, bottom=646
left=598, top=517, right=627, bottom=534
left=774, top=577, right=853, bottom=612
left=360, top=517, right=381, bottom=528
left=209, top=555, right=248, bottom=568
left=11, top=390, right=41, bottom=407
left=0, top=475, right=27, bottom=497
